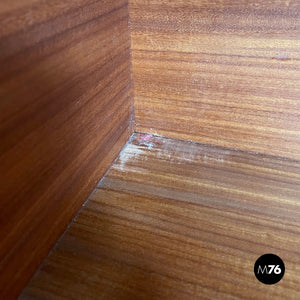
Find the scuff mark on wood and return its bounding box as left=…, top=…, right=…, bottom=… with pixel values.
left=272, top=53, right=291, bottom=61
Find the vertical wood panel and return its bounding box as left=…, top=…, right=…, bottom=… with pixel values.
left=0, top=1, right=133, bottom=299
left=130, top=0, right=300, bottom=159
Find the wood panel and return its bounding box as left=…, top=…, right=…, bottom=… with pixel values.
left=130, top=0, right=300, bottom=159
left=0, top=1, right=133, bottom=299
left=20, top=133, right=300, bottom=299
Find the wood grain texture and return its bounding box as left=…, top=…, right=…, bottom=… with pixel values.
left=0, top=1, right=133, bottom=299
left=130, top=0, right=300, bottom=159
left=20, top=133, right=300, bottom=299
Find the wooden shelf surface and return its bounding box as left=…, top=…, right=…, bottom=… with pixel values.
left=20, top=133, right=300, bottom=299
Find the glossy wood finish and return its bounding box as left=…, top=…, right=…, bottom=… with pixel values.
left=21, top=133, right=300, bottom=299
left=130, top=0, right=300, bottom=159
left=0, top=1, right=133, bottom=298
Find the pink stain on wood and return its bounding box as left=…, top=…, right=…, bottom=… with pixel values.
left=137, top=134, right=153, bottom=141
left=136, top=134, right=163, bottom=146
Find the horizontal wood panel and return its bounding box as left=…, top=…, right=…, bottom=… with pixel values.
left=0, top=1, right=133, bottom=299
left=130, top=0, right=300, bottom=159
left=20, top=133, right=300, bottom=299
